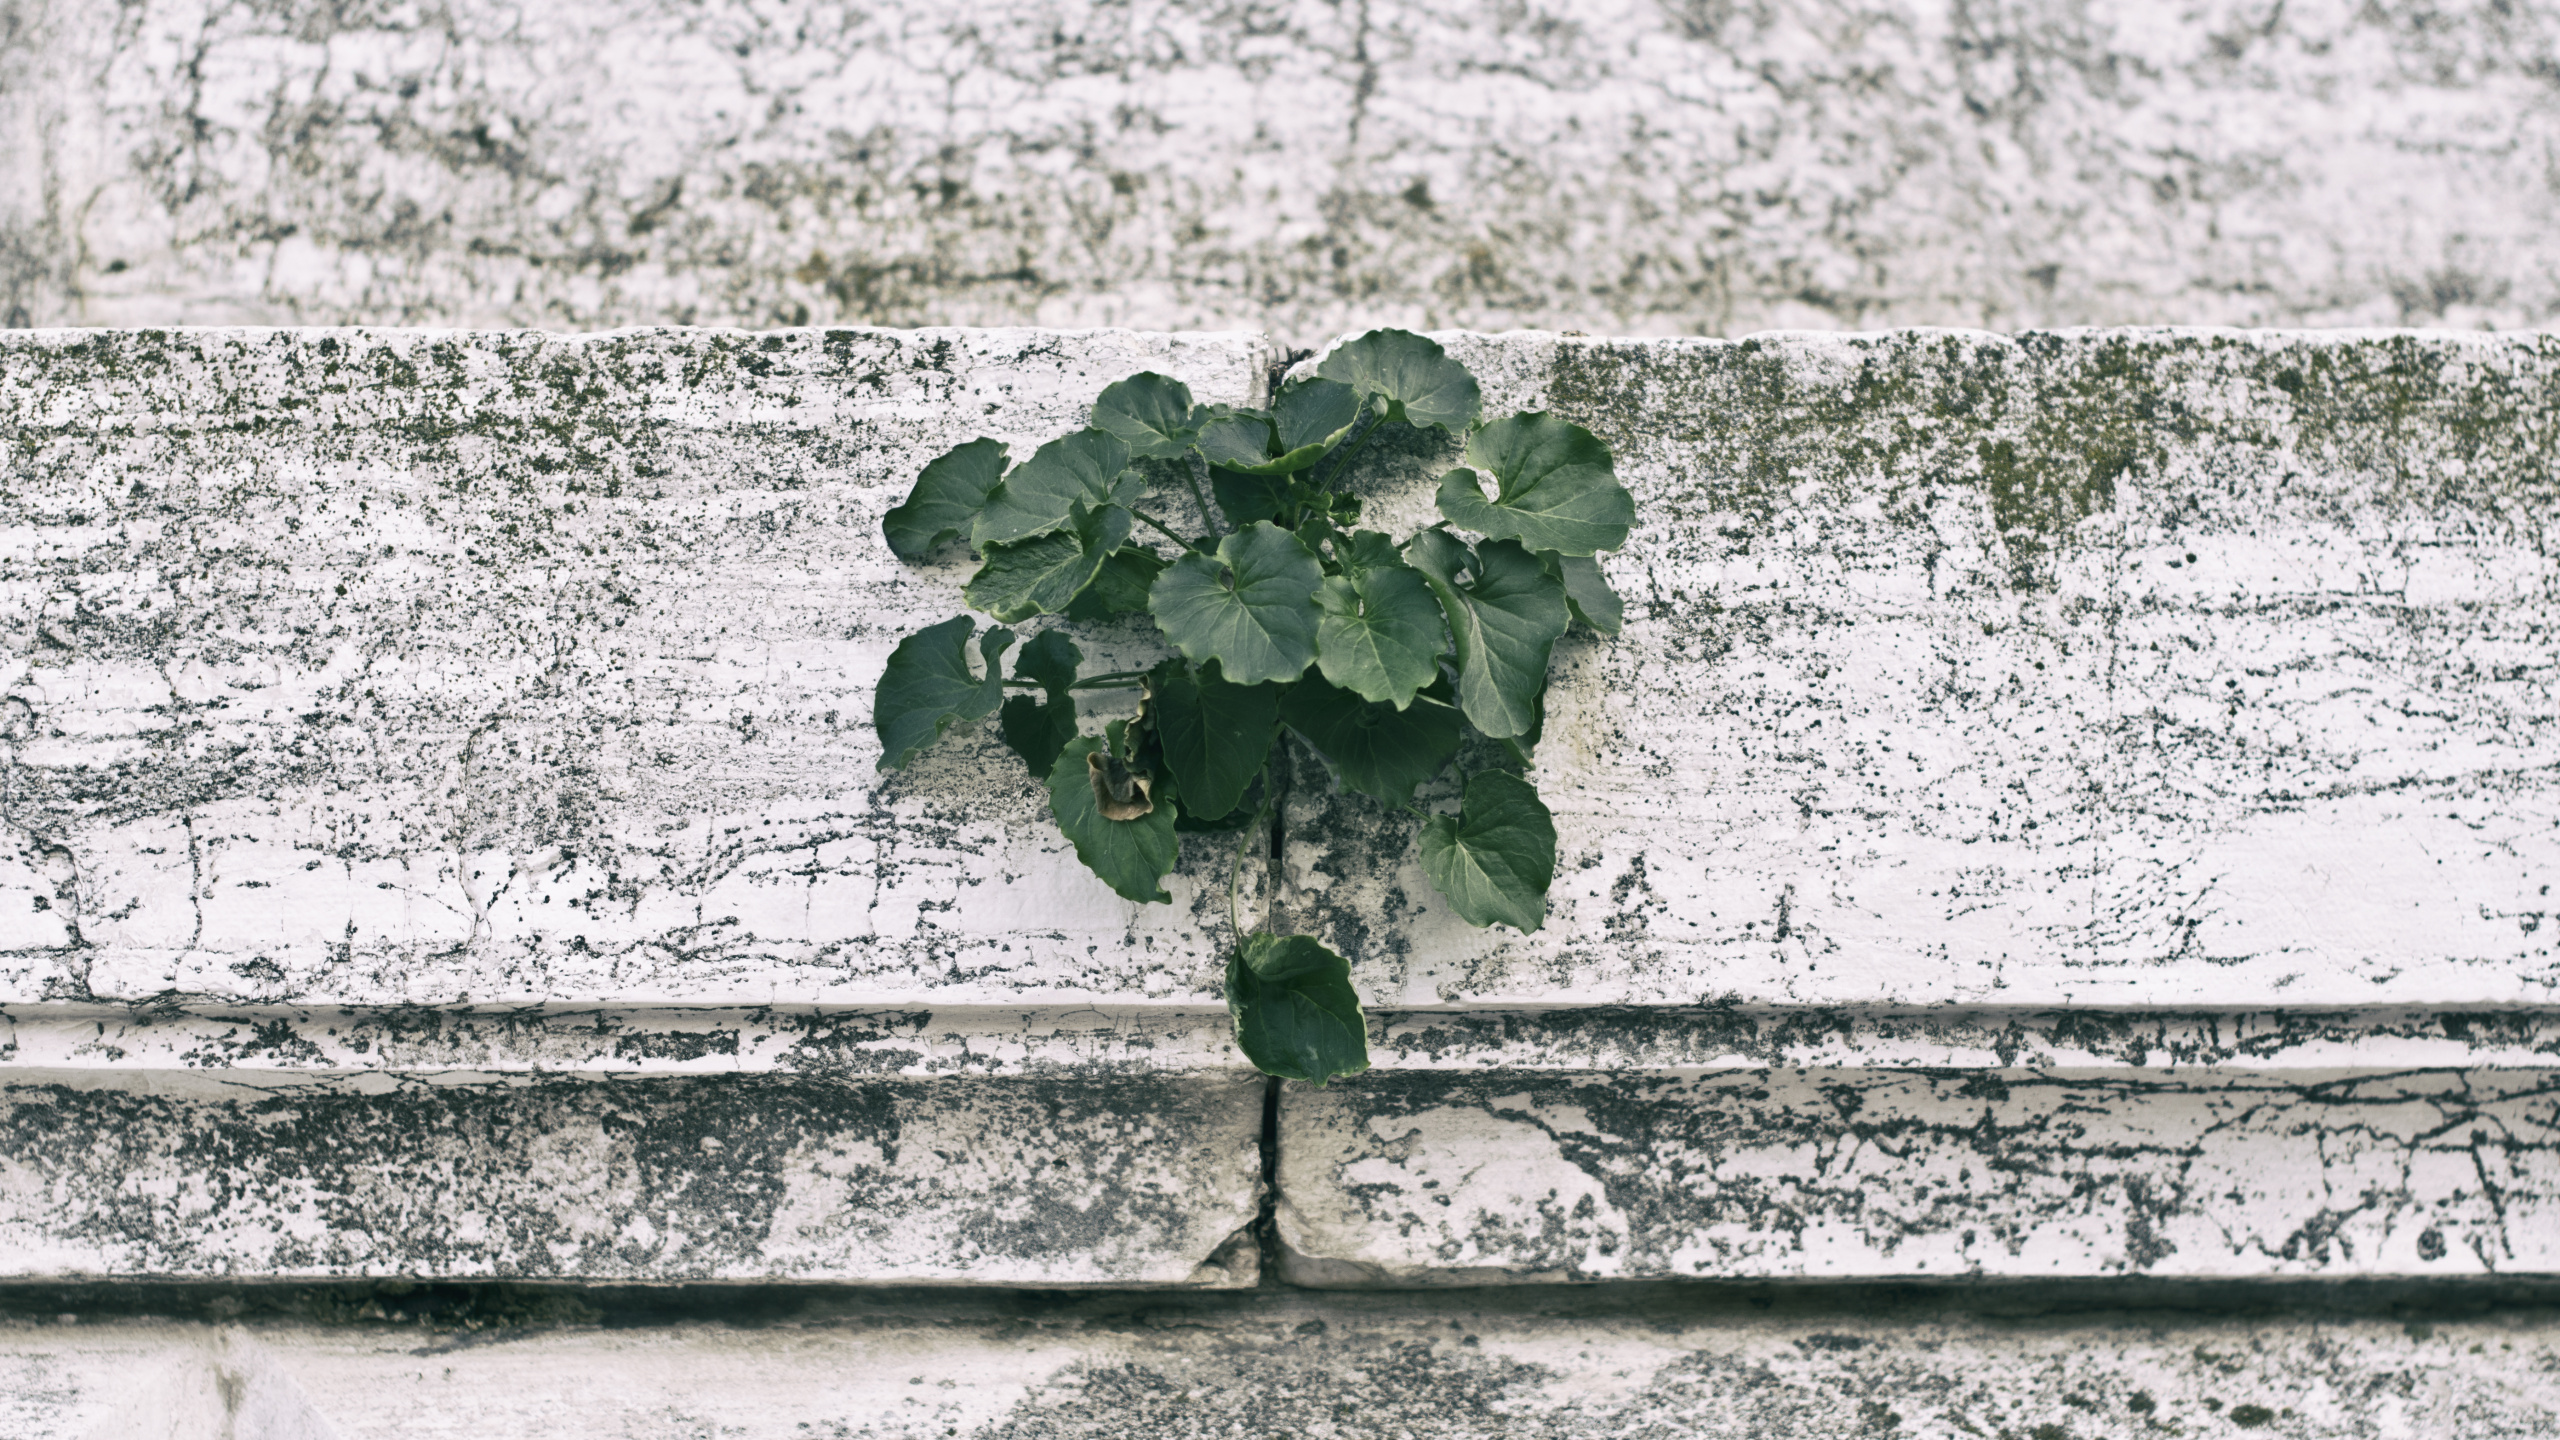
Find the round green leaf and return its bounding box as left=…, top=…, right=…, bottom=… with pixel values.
left=1273, top=378, right=1362, bottom=453
left=963, top=503, right=1133, bottom=622
left=1195, top=410, right=1279, bottom=469
left=1417, top=770, right=1556, bottom=932
left=1149, top=521, right=1323, bottom=686
left=1092, top=372, right=1200, bottom=459
left=973, top=429, right=1141, bottom=546
left=996, top=630, right=1084, bottom=780
left=1313, top=559, right=1444, bottom=710
left=1046, top=735, right=1180, bottom=903
left=882, top=438, right=1007, bottom=561
left=1149, top=660, right=1282, bottom=822
left=1279, top=675, right=1463, bottom=807
left=1403, top=531, right=1568, bottom=739
left=1435, top=412, right=1634, bottom=556
left=873, top=617, right=1013, bottom=772
left=1062, top=546, right=1166, bottom=622
left=1543, top=550, right=1624, bottom=634
left=1209, top=467, right=1291, bottom=526
left=1314, top=329, right=1480, bottom=433
left=1225, top=932, right=1370, bottom=1084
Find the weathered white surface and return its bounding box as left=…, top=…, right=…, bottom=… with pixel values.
left=7, top=1, right=2560, bottom=340
left=8, top=1295, right=2560, bottom=1438
left=0, top=326, right=1272, bottom=1008
left=0, top=1004, right=1243, bottom=1076
left=1279, top=1068, right=2560, bottom=1284
left=0, top=1070, right=1264, bottom=1284
left=1284, top=329, right=2560, bottom=1010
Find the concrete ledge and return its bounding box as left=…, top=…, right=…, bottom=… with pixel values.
left=0, top=1072, right=1263, bottom=1285
left=5, top=1286, right=2559, bottom=1438
left=1286, top=329, right=2558, bottom=1010
left=1278, top=1068, right=2560, bottom=1285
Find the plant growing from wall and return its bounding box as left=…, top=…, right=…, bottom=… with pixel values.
left=873, top=331, right=1632, bottom=1084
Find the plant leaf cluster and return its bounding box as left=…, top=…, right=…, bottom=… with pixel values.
left=873, top=330, right=1633, bottom=1084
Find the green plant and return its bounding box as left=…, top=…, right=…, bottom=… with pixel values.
left=873, top=330, right=1632, bottom=1084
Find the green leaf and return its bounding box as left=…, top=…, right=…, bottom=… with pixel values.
left=1150, top=521, right=1323, bottom=686
left=1272, top=378, right=1361, bottom=452
left=963, top=503, right=1133, bottom=622
left=1197, top=406, right=1326, bottom=477
left=1210, top=467, right=1291, bottom=526
left=1314, top=329, right=1480, bottom=433
left=1334, top=528, right=1406, bottom=574
left=1011, top=628, right=1083, bottom=696
left=882, top=438, right=1007, bottom=561
left=1195, top=410, right=1279, bottom=469
left=1403, top=531, right=1569, bottom=739
left=1047, top=735, right=1180, bottom=903
left=1417, top=770, right=1556, bottom=932
left=973, top=429, right=1141, bottom=546
left=1279, top=674, right=1463, bottom=806
left=1542, top=551, right=1624, bottom=634
left=997, top=630, right=1083, bottom=780
left=1149, top=661, right=1282, bottom=822
left=874, top=617, right=1012, bottom=772
left=999, top=694, right=1076, bottom=780
left=1062, top=546, right=1167, bottom=621
left=1435, top=413, right=1634, bottom=556
left=1092, top=373, right=1199, bottom=459
left=1225, top=932, right=1370, bottom=1084
left=1313, top=556, right=1444, bottom=709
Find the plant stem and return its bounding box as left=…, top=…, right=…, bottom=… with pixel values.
left=1003, top=670, right=1149, bottom=691
left=1130, top=508, right=1209, bottom=554
left=1181, top=456, right=1222, bottom=534
left=1312, top=409, right=1389, bottom=494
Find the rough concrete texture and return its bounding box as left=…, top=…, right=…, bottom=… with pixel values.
left=0, top=1071, right=1264, bottom=1284
left=6, top=1, right=2560, bottom=341
left=0, top=326, right=1275, bottom=1008
left=1278, top=1068, right=2560, bottom=1284
left=6, top=1289, right=2560, bottom=1437
left=1282, top=329, right=2559, bottom=1011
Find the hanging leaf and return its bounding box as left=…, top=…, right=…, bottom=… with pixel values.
left=1273, top=378, right=1363, bottom=453
left=1314, top=329, right=1480, bottom=433
left=1150, top=521, right=1323, bottom=685
left=997, top=630, right=1083, bottom=780
left=1092, top=373, right=1200, bottom=459
left=1150, top=661, right=1283, bottom=822
left=963, top=503, right=1133, bottom=622
left=1313, top=551, right=1444, bottom=709
left=1225, top=932, right=1370, bottom=1084
left=1418, top=770, right=1556, bottom=932
left=1403, top=531, right=1568, bottom=739
left=973, top=429, right=1142, bottom=546
left=1279, top=674, right=1463, bottom=806
left=882, top=438, right=1008, bottom=561
left=1435, top=412, right=1633, bottom=557
left=1047, top=735, right=1180, bottom=902
left=874, top=617, right=1012, bottom=772
left=1210, top=466, right=1291, bottom=526
left=1062, top=546, right=1167, bottom=622
left=1541, top=551, right=1624, bottom=634
left=1197, top=406, right=1328, bottom=477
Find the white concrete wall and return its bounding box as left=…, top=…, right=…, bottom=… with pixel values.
left=5, top=1, right=2558, bottom=340
left=1, top=321, right=2553, bottom=1426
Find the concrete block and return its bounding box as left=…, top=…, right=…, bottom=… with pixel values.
left=0, top=1071, right=1263, bottom=1284
left=1277, top=1067, right=2560, bottom=1285
left=8, top=1, right=2558, bottom=337
left=0, top=326, right=1273, bottom=1008
left=1282, top=329, right=2560, bottom=1011
left=5, top=1291, right=2560, bottom=1438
